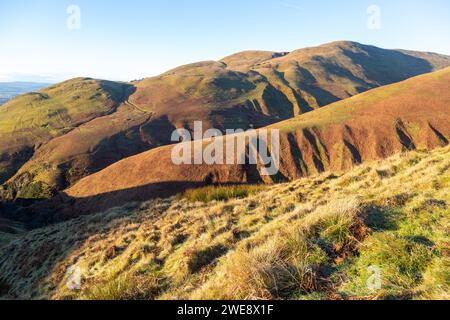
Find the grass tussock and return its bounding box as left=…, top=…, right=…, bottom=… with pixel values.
left=0, top=146, right=449, bottom=300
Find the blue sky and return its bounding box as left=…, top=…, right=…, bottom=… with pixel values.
left=1, top=0, right=449, bottom=82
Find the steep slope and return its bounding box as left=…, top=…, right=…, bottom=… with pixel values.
left=44, top=67, right=450, bottom=218
left=133, top=41, right=450, bottom=125
left=1, top=146, right=448, bottom=300
left=2, top=42, right=450, bottom=200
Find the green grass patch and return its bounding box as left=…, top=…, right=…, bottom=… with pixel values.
left=179, top=185, right=265, bottom=203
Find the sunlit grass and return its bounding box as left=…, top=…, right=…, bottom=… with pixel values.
left=178, top=185, right=265, bottom=203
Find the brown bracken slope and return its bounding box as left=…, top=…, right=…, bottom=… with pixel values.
left=2, top=41, right=450, bottom=200
left=45, top=67, right=450, bottom=219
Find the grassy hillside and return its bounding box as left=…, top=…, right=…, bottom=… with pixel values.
left=0, top=146, right=448, bottom=300
left=0, top=82, right=51, bottom=106
left=130, top=61, right=294, bottom=130
left=2, top=41, right=450, bottom=200
left=48, top=68, right=450, bottom=218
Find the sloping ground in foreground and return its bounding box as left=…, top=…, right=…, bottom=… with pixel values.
left=0, top=146, right=448, bottom=300
left=55, top=68, right=450, bottom=217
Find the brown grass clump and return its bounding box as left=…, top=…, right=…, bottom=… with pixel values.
left=83, top=271, right=164, bottom=300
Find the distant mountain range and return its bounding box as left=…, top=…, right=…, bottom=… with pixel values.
left=0, top=82, right=51, bottom=105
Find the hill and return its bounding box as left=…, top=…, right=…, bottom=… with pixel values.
left=42, top=67, right=450, bottom=219
left=0, top=145, right=448, bottom=300
left=1, top=41, right=450, bottom=200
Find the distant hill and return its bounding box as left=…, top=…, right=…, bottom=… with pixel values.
left=0, top=82, right=51, bottom=105
left=1, top=41, right=450, bottom=201
left=32, top=67, right=450, bottom=220
left=0, top=78, right=133, bottom=194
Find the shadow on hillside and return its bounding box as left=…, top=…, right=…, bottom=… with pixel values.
left=342, top=47, right=435, bottom=85
left=2, top=178, right=266, bottom=229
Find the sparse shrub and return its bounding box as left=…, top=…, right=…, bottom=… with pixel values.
left=318, top=209, right=359, bottom=249
left=164, top=243, right=230, bottom=285
left=196, top=198, right=366, bottom=299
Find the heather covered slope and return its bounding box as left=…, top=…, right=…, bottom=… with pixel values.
left=0, top=146, right=448, bottom=300
left=2, top=41, right=450, bottom=200
left=56, top=68, right=450, bottom=217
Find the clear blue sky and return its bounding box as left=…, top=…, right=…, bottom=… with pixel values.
left=1, top=0, right=449, bottom=82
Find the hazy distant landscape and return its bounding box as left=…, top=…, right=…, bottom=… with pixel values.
left=0, top=82, right=51, bottom=105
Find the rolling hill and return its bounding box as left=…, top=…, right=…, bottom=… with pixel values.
left=1, top=41, right=450, bottom=201
left=0, top=78, right=133, bottom=190
left=28, top=67, right=450, bottom=221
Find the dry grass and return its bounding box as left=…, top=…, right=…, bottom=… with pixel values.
left=0, top=146, right=448, bottom=300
